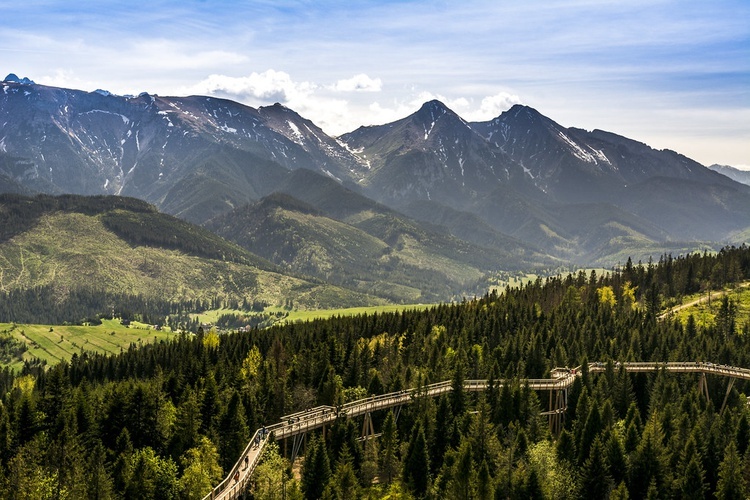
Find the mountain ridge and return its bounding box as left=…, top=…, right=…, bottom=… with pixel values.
left=1, top=78, right=747, bottom=272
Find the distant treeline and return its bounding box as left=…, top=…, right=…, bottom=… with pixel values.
left=0, top=286, right=202, bottom=326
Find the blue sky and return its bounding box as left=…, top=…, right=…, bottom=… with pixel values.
left=2, top=0, right=748, bottom=167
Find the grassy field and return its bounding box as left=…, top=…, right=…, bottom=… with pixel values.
left=0, top=211, right=384, bottom=312
left=0, top=304, right=434, bottom=371
left=278, top=303, right=434, bottom=323
left=669, top=284, right=750, bottom=332
left=0, top=319, right=174, bottom=370
left=193, top=303, right=435, bottom=326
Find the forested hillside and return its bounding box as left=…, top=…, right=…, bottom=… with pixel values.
left=0, top=194, right=387, bottom=322
left=0, top=247, right=749, bottom=498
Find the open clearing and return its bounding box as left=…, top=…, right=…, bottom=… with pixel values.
left=193, top=303, right=434, bottom=326
left=661, top=282, right=750, bottom=331
left=0, top=319, right=174, bottom=370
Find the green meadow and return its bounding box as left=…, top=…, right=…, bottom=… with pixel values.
left=669, top=284, right=750, bottom=331
left=192, top=303, right=434, bottom=326
left=0, top=319, right=174, bottom=370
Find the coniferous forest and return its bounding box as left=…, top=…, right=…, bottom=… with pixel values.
left=1, top=247, right=750, bottom=498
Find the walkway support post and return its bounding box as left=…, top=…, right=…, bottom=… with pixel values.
left=362, top=411, right=376, bottom=448
left=548, top=389, right=566, bottom=437
left=720, top=378, right=736, bottom=415
left=699, top=372, right=711, bottom=403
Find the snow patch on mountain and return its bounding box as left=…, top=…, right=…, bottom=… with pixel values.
left=557, top=131, right=597, bottom=164
left=287, top=121, right=304, bottom=145
left=221, top=124, right=237, bottom=134
left=424, top=121, right=435, bottom=140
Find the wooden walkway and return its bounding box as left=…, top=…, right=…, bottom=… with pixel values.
left=204, top=360, right=749, bottom=499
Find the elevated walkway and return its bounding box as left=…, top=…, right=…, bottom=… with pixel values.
left=204, top=360, right=748, bottom=499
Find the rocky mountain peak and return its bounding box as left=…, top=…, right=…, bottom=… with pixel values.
left=3, top=74, right=35, bottom=85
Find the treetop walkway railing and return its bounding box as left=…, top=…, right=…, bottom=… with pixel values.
left=204, top=360, right=749, bottom=499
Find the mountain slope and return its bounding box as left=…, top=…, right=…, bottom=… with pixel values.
left=339, top=100, right=531, bottom=208
left=709, top=164, right=750, bottom=186
left=0, top=194, right=385, bottom=310
left=0, top=79, right=365, bottom=224
left=207, top=170, right=553, bottom=302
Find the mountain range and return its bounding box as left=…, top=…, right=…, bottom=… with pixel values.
left=1, top=75, right=748, bottom=303
left=708, top=164, right=750, bottom=187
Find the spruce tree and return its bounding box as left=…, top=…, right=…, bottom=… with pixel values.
left=403, top=422, right=430, bottom=497
left=380, top=411, right=400, bottom=486
left=579, top=437, right=613, bottom=499
left=301, top=435, right=331, bottom=500
left=716, top=441, right=746, bottom=500
left=326, top=444, right=360, bottom=500
left=681, top=456, right=707, bottom=500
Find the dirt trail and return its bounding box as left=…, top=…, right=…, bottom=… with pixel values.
left=658, top=282, right=749, bottom=320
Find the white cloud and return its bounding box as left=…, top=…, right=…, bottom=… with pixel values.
left=184, top=70, right=356, bottom=135
left=474, top=92, right=522, bottom=120
left=333, top=74, right=382, bottom=92
left=185, top=70, right=316, bottom=104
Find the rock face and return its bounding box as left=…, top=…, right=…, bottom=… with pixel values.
left=0, top=80, right=363, bottom=223
left=341, top=100, right=750, bottom=247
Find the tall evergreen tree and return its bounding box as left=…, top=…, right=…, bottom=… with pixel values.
left=380, top=411, right=400, bottom=486
left=324, top=444, right=360, bottom=500
left=681, top=456, right=707, bottom=500
left=716, top=441, right=746, bottom=500
left=218, top=390, right=249, bottom=472
left=579, top=437, right=613, bottom=499
left=403, top=422, right=430, bottom=498
left=451, top=357, right=466, bottom=417
left=628, top=416, right=669, bottom=499
left=302, top=435, right=331, bottom=500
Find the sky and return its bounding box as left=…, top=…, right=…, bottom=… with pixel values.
left=2, top=0, right=749, bottom=168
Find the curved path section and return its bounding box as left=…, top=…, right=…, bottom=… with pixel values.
left=204, top=361, right=750, bottom=499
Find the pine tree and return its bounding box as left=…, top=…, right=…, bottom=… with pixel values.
left=579, top=437, right=613, bottom=499
left=218, top=390, right=249, bottom=471
left=477, top=459, right=492, bottom=500
left=451, top=357, right=466, bottom=416
left=302, top=435, right=331, bottom=500
left=403, top=422, right=430, bottom=497
left=325, top=444, right=360, bottom=500
left=555, top=429, right=576, bottom=464
left=736, top=413, right=749, bottom=456
left=681, top=456, right=707, bottom=500
left=628, top=417, right=669, bottom=499
left=87, top=440, right=116, bottom=500
left=447, top=440, right=475, bottom=500
left=578, top=405, right=602, bottom=464
left=380, top=411, right=400, bottom=486
left=716, top=441, right=746, bottom=500
left=605, top=432, right=627, bottom=485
